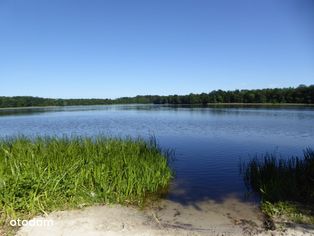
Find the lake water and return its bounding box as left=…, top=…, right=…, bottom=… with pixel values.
left=0, top=104, right=313, bottom=204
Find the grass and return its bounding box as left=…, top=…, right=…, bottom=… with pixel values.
left=261, top=201, right=314, bottom=225
left=243, top=148, right=314, bottom=226
left=0, top=136, right=172, bottom=229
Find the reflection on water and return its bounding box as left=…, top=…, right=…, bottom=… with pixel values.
left=0, top=104, right=313, bottom=204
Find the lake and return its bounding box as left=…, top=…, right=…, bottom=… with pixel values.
left=0, top=104, right=313, bottom=204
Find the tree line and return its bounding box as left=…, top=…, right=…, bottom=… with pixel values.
left=0, top=85, right=313, bottom=108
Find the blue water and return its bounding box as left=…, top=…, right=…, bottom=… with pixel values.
left=0, top=104, right=313, bottom=204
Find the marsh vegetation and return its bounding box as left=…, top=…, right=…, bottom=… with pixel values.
left=243, top=149, right=314, bottom=225
left=0, top=136, right=172, bottom=227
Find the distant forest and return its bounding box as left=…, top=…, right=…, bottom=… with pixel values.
left=1, top=85, right=313, bottom=108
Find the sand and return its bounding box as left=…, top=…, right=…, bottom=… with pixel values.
left=16, top=196, right=314, bottom=236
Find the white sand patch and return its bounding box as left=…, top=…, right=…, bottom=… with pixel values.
left=16, top=199, right=314, bottom=236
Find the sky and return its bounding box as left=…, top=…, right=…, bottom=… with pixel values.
left=0, top=0, right=313, bottom=99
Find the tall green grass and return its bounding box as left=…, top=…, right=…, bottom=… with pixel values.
left=0, top=136, right=172, bottom=225
left=243, top=149, right=314, bottom=203
left=243, top=149, right=314, bottom=225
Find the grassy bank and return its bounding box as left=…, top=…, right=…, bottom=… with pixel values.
left=0, top=136, right=172, bottom=228
left=243, top=149, right=314, bottom=226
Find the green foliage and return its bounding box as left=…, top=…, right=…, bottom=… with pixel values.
left=243, top=149, right=314, bottom=224
left=244, top=149, right=314, bottom=203
left=261, top=201, right=314, bottom=225
left=136, top=85, right=314, bottom=104
left=0, top=85, right=313, bottom=108
left=0, top=136, right=172, bottom=226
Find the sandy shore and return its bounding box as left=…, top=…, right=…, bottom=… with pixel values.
left=16, top=197, right=314, bottom=236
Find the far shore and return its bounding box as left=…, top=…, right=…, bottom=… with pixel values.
left=0, top=102, right=313, bottom=110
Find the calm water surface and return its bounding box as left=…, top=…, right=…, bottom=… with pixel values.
left=0, top=105, right=313, bottom=204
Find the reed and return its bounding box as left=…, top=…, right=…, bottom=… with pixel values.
left=0, top=136, right=172, bottom=225
left=243, top=149, right=314, bottom=224
left=243, top=149, right=314, bottom=203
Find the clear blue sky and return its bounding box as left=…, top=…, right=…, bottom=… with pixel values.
left=0, top=0, right=313, bottom=98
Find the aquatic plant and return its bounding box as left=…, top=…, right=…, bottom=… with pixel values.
left=243, top=149, right=314, bottom=203
left=0, top=136, right=172, bottom=226
left=243, top=148, right=314, bottom=224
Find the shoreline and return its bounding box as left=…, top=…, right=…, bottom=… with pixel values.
left=0, top=103, right=313, bottom=110
left=16, top=200, right=314, bottom=236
